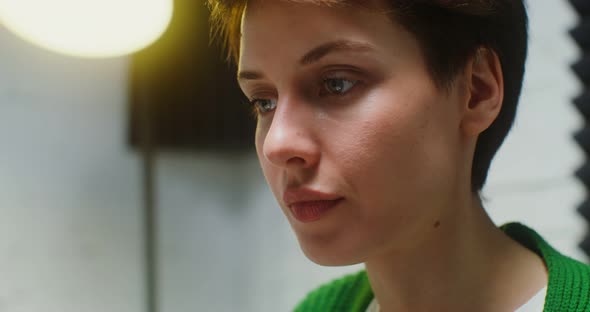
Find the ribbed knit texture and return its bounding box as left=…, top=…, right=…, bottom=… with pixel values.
left=294, top=269, right=373, bottom=312
left=501, top=223, right=590, bottom=312
left=294, top=223, right=590, bottom=311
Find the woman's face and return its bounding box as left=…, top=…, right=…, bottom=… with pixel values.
left=238, top=0, right=467, bottom=265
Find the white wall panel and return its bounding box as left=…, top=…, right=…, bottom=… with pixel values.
left=0, top=27, right=143, bottom=312
left=484, top=0, right=586, bottom=262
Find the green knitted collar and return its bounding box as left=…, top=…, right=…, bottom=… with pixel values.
left=296, top=222, right=590, bottom=312
left=500, top=222, right=590, bottom=311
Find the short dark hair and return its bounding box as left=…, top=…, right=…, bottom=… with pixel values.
left=208, top=0, right=529, bottom=191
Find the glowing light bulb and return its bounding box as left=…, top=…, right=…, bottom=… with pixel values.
left=0, top=0, right=173, bottom=58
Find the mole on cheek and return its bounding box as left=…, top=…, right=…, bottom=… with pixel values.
left=434, top=221, right=441, bottom=228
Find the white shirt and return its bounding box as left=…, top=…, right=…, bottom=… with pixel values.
left=365, top=286, right=547, bottom=312
left=515, top=286, right=547, bottom=312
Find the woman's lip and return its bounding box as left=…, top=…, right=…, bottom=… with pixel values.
left=288, top=199, right=343, bottom=223
left=283, top=188, right=342, bottom=206
left=283, top=188, right=343, bottom=223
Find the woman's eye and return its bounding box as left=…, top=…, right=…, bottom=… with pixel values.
left=322, top=78, right=357, bottom=95
left=249, top=98, right=277, bottom=114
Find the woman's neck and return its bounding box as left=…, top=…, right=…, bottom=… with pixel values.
left=364, top=194, right=548, bottom=312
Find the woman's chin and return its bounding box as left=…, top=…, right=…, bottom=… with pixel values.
left=298, top=240, right=365, bottom=267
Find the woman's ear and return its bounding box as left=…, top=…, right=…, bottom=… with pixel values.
left=460, top=48, right=504, bottom=138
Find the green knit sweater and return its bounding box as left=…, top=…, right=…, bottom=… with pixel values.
left=294, top=223, right=590, bottom=311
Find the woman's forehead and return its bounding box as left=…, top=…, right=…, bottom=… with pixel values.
left=244, top=0, right=384, bottom=16
left=239, top=0, right=393, bottom=60
left=248, top=0, right=353, bottom=7
left=241, top=0, right=391, bottom=41
left=237, top=0, right=421, bottom=82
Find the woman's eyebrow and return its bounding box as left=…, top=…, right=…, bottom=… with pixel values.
left=237, top=71, right=263, bottom=81
left=237, top=40, right=376, bottom=82
left=299, top=39, right=376, bottom=66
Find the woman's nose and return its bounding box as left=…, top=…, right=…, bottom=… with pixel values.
left=261, top=99, right=320, bottom=169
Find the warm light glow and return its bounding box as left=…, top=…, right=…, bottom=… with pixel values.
left=0, top=0, right=173, bottom=58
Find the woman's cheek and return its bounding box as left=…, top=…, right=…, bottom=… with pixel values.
left=255, top=122, right=276, bottom=183
left=254, top=123, right=265, bottom=156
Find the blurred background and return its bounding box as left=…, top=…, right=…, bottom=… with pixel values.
left=0, top=1, right=585, bottom=311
